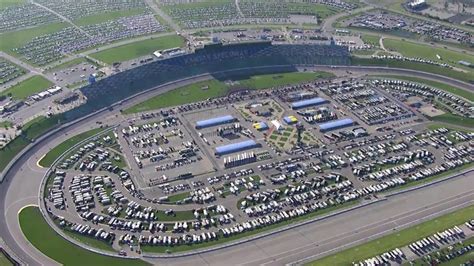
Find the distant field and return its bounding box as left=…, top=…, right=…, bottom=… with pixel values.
left=124, top=71, right=333, bottom=114
left=287, top=3, right=339, bottom=19
left=19, top=206, right=150, bottom=266
left=0, top=75, right=53, bottom=100
left=89, top=35, right=185, bottom=64
left=0, top=0, right=25, bottom=9
left=0, top=22, right=67, bottom=54
left=372, top=75, right=474, bottom=102
left=307, top=204, right=474, bottom=266
left=73, top=9, right=146, bottom=26
left=382, top=38, right=474, bottom=71
left=38, top=127, right=105, bottom=168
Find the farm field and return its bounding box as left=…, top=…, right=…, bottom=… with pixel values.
left=18, top=206, right=150, bottom=266
left=89, top=35, right=185, bottom=64
left=307, top=204, right=474, bottom=266
left=0, top=75, right=53, bottom=100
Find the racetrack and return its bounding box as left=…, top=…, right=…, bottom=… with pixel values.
left=0, top=65, right=473, bottom=266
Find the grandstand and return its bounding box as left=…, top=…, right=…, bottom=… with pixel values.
left=65, top=42, right=349, bottom=121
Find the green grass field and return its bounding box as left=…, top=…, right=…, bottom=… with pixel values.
left=0, top=135, right=29, bottom=171
left=307, top=204, right=474, bottom=266
left=38, top=127, right=105, bottom=168
left=0, top=75, right=53, bottom=100
left=19, top=206, right=150, bottom=266
left=22, top=115, right=63, bottom=140
left=372, top=75, right=474, bottom=102
left=431, top=113, right=474, bottom=128
left=361, top=34, right=380, bottom=46
left=237, top=72, right=334, bottom=90
left=0, top=22, right=67, bottom=54
left=0, top=0, right=25, bottom=9
left=0, top=120, right=13, bottom=128
left=352, top=57, right=474, bottom=83
left=166, top=192, right=191, bottom=204
left=74, top=9, right=146, bottom=26
left=124, top=71, right=333, bottom=114
left=89, top=35, right=185, bottom=64
left=287, top=3, right=339, bottom=19
left=382, top=38, right=474, bottom=71
left=61, top=226, right=115, bottom=252
left=0, top=251, right=13, bottom=266
left=124, top=79, right=228, bottom=114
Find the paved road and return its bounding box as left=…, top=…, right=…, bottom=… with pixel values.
left=0, top=65, right=473, bottom=266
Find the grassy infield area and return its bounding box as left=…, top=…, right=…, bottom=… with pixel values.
left=38, top=127, right=105, bottom=168
left=124, top=71, right=334, bottom=114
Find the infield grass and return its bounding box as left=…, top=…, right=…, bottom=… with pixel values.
left=19, top=206, right=150, bottom=266
left=124, top=71, right=333, bottom=114
left=38, top=127, right=105, bottom=167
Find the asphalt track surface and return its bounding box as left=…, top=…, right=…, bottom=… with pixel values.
left=0, top=65, right=473, bottom=266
